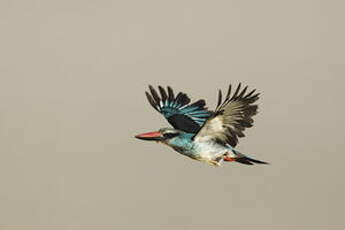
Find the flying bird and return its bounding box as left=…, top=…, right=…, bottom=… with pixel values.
left=135, top=83, right=268, bottom=166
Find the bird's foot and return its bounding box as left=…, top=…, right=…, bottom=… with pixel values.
left=196, top=157, right=221, bottom=167
left=208, top=160, right=221, bottom=167
left=223, top=155, right=236, bottom=162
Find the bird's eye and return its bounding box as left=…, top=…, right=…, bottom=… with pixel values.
left=163, top=133, right=178, bottom=139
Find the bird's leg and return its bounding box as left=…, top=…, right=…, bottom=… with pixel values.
left=197, top=157, right=221, bottom=167
left=214, top=156, right=224, bottom=165
left=223, top=153, right=236, bottom=162
left=194, top=155, right=221, bottom=167
left=207, top=160, right=221, bottom=167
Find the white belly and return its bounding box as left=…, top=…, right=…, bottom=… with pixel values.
left=194, top=141, right=229, bottom=160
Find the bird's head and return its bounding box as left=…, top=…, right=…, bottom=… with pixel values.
left=135, top=128, right=181, bottom=143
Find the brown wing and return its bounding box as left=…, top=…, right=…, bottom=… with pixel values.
left=193, top=83, right=259, bottom=147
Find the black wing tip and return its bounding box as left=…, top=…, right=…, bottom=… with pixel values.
left=148, top=84, right=154, bottom=91
left=216, top=83, right=260, bottom=110
left=189, top=99, right=207, bottom=109
left=145, top=91, right=160, bottom=111
left=146, top=85, right=196, bottom=109
left=158, top=86, right=168, bottom=102
left=217, top=89, right=222, bottom=108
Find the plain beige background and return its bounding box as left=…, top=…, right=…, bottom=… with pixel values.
left=1, top=1, right=344, bottom=229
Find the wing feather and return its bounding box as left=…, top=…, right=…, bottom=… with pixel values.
left=145, top=86, right=212, bottom=133
left=149, top=85, right=161, bottom=105
left=217, top=89, right=222, bottom=108
left=145, top=92, right=160, bottom=112
left=193, top=83, right=259, bottom=147
left=167, top=86, right=174, bottom=101
left=158, top=86, right=168, bottom=103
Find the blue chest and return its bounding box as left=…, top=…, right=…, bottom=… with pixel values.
left=166, top=133, right=196, bottom=155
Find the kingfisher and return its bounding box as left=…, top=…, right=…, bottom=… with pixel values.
left=135, top=83, right=268, bottom=166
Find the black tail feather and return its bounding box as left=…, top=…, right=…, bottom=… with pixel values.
left=235, top=157, right=254, bottom=165
left=235, top=156, right=269, bottom=165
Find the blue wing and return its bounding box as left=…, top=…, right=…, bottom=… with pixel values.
left=145, top=85, right=213, bottom=133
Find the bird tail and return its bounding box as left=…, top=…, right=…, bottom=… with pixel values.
left=224, top=148, right=269, bottom=165
left=234, top=156, right=269, bottom=165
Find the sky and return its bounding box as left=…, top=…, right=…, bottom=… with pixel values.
left=1, top=1, right=344, bottom=229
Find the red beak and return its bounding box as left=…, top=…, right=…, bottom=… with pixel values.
left=135, top=131, right=164, bottom=141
